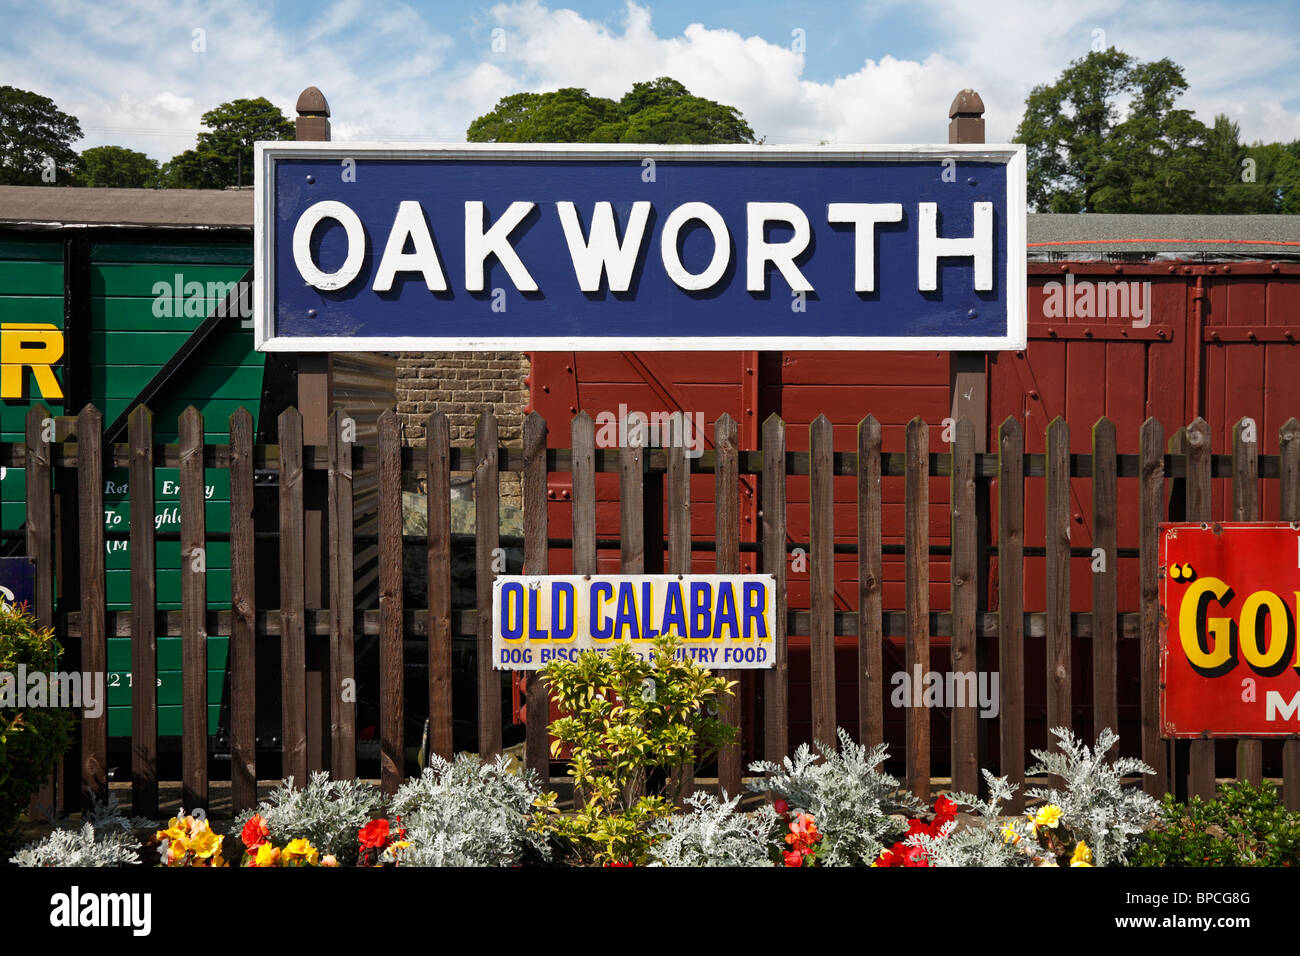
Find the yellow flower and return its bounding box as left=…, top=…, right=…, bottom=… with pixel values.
left=1033, top=805, right=1064, bottom=830
left=159, top=817, right=188, bottom=844
left=254, top=843, right=281, bottom=867
left=1070, top=841, right=1093, bottom=867
left=1001, top=821, right=1021, bottom=845
left=283, top=838, right=320, bottom=866
left=165, top=838, right=189, bottom=866
left=189, top=828, right=223, bottom=860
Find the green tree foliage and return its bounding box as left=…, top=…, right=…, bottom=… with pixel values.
left=1017, top=49, right=1300, bottom=213
left=0, top=86, right=82, bottom=185
left=76, top=145, right=159, bottom=188
left=467, top=76, right=755, bottom=144
left=159, top=97, right=293, bottom=189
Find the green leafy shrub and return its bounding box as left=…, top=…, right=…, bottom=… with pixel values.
left=906, top=772, right=1035, bottom=868
left=746, top=727, right=920, bottom=866
left=531, top=634, right=736, bottom=865
left=0, top=604, right=74, bottom=851
left=1132, top=779, right=1300, bottom=867
left=391, top=753, right=549, bottom=866
left=236, top=771, right=384, bottom=866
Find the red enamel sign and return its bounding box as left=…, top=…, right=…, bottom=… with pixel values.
left=1160, top=522, right=1300, bottom=737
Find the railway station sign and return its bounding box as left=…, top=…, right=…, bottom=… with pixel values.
left=491, top=573, right=777, bottom=670
left=1160, top=522, right=1300, bottom=737
left=255, top=143, right=1026, bottom=352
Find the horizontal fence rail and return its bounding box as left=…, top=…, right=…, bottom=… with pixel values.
left=8, top=404, right=1300, bottom=816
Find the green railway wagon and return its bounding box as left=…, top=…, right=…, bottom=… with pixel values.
left=0, top=186, right=261, bottom=752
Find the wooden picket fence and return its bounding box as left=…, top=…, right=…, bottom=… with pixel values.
left=6, top=404, right=1300, bottom=817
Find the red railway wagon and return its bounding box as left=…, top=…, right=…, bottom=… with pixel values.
left=527, top=213, right=1300, bottom=773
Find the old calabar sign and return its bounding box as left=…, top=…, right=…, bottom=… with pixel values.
left=254, top=143, right=1026, bottom=351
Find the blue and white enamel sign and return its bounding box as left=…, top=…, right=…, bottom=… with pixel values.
left=255, top=143, right=1026, bottom=351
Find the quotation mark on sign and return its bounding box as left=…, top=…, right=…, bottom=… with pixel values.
left=1168, top=563, right=1197, bottom=582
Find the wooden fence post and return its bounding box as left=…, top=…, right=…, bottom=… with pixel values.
left=426, top=412, right=454, bottom=763
left=25, top=406, right=58, bottom=818
left=714, top=414, right=742, bottom=797
left=998, top=417, right=1025, bottom=812
left=523, top=411, right=550, bottom=787
left=327, top=409, right=356, bottom=780
left=475, top=412, right=501, bottom=760
left=1184, top=418, right=1215, bottom=800
left=127, top=405, right=158, bottom=817
left=667, top=433, right=693, bottom=800
left=378, top=409, right=404, bottom=793
left=229, top=407, right=257, bottom=812
left=857, top=415, right=883, bottom=750
left=1280, top=417, right=1300, bottom=811
left=1045, top=418, right=1071, bottom=758
left=1233, top=418, right=1263, bottom=784
left=179, top=406, right=207, bottom=810
left=76, top=405, right=107, bottom=809
left=1091, top=418, right=1119, bottom=747
left=809, top=414, right=836, bottom=746
left=278, top=407, right=308, bottom=784
left=761, top=415, right=788, bottom=764
left=950, top=417, right=978, bottom=793
left=1140, top=417, right=1168, bottom=796
left=904, top=417, right=930, bottom=799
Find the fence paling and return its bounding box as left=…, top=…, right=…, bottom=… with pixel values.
left=1092, top=418, right=1119, bottom=746
left=77, top=405, right=107, bottom=809
left=1279, top=418, right=1300, bottom=812
left=1233, top=419, right=1264, bottom=785
left=26, top=406, right=58, bottom=816
left=950, top=417, right=978, bottom=794
left=1185, top=418, right=1215, bottom=800
left=523, top=411, right=549, bottom=787
left=857, top=415, right=884, bottom=751
left=426, top=412, right=454, bottom=764
left=127, top=406, right=158, bottom=817
left=475, top=412, right=501, bottom=760
left=379, top=409, right=404, bottom=794
left=180, top=406, right=207, bottom=810
left=998, top=417, right=1026, bottom=814
left=1045, top=418, right=1071, bottom=772
left=715, top=413, right=742, bottom=798
left=668, top=436, right=694, bottom=801
left=1140, top=417, right=1168, bottom=797
left=229, top=407, right=256, bottom=813
left=328, top=409, right=356, bottom=782
left=904, top=417, right=930, bottom=800
left=278, top=407, right=308, bottom=784
left=761, top=414, right=788, bottom=765
left=809, top=415, right=836, bottom=748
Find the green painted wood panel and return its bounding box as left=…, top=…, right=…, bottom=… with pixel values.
left=0, top=241, right=62, bottom=261
left=108, top=636, right=228, bottom=671
left=107, top=670, right=226, bottom=707
left=91, top=263, right=249, bottom=297
left=0, top=295, right=64, bottom=324
left=92, top=242, right=251, bottom=266
left=106, top=569, right=233, bottom=607
left=92, top=365, right=265, bottom=400
left=0, top=261, right=62, bottom=295
left=108, top=705, right=221, bottom=738
left=91, top=331, right=263, bottom=368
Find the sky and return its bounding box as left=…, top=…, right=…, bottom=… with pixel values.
left=2, top=0, right=1298, bottom=162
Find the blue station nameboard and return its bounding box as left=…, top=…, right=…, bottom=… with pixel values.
left=254, top=143, right=1026, bottom=351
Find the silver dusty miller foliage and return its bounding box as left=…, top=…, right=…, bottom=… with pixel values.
left=746, top=726, right=920, bottom=866
left=10, top=792, right=151, bottom=867
left=237, top=771, right=384, bottom=864
left=904, top=771, right=1033, bottom=868
left=390, top=752, right=548, bottom=867
left=1026, top=726, right=1160, bottom=866
left=648, top=791, right=778, bottom=867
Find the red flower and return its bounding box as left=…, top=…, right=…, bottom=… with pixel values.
left=783, top=850, right=805, bottom=867
left=241, top=814, right=269, bottom=850
left=773, top=799, right=789, bottom=816
left=933, top=796, right=958, bottom=820
left=358, top=819, right=391, bottom=850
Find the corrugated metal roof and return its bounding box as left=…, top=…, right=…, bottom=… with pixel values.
left=1028, top=213, right=1300, bottom=259
left=0, top=185, right=252, bottom=229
